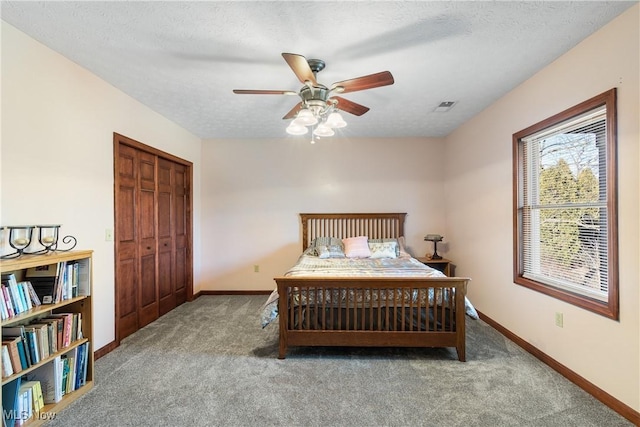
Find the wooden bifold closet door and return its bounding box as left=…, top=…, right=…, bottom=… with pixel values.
left=114, top=133, right=193, bottom=343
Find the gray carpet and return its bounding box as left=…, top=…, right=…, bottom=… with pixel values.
left=49, top=295, right=631, bottom=427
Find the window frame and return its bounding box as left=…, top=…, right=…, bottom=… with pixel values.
left=512, top=88, right=619, bottom=320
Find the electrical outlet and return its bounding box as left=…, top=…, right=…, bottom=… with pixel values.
left=105, top=228, right=114, bottom=242
left=254, top=265, right=259, bottom=273
left=555, top=312, right=563, bottom=328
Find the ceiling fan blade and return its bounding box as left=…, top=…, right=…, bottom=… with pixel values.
left=331, top=71, right=394, bottom=94
left=283, top=102, right=303, bottom=120
left=331, top=96, right=370, bottom=116
left=233, top=89, right=297, bottom=95
left=282, top=53, right=317, bottom=86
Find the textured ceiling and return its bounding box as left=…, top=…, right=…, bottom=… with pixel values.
left=1, top=1, right=635, bottom=139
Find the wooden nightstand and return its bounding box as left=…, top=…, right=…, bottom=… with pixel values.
left=415, top=257, right=453, bottom=276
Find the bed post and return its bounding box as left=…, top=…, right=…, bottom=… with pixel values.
left=456, top=281, right=468, bottom=362
left=277, top=283, right=288, bottom=359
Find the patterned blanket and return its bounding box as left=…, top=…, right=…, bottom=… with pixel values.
left=261, top=255, right=478, bottom=327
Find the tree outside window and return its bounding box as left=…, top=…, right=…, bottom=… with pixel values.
left=513, top=89, right=618, bottom=319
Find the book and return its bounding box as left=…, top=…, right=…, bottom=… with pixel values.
left=0, top=286, right=8, bottom=320
left=25, top=263, right=61, bottom=278
left=2, top=376, right=22, bottom=427
left=76, top=312, right=83, bottom=340
left=75, top=343, right=85, bottom=389
left=81, top=342, right=89, bottom=387
left=65, top=347, right=78, bottom=393
left=22, top=327, right=40, bottom=365
left=18, top=282, right=32, bottom=311
left=2, top=345, right=14, bottom=377
left=24, top=356, right=62, bottom=404
left=60, top=356, right=69, bottom=396
left=17, top=383, right=33, bottom=424
left=2, top=285, right=15, bottom=318
left=31, top=321, right=56, bottom=355
left=24, top=281, right=42, bottom=307
left=20, top=380, right=44, bottom=419
left=77, top=259, right=91, bottom=296
left=29, top=323, right=49, bottom=360
left=71, top=261, right=79, bottom=298
left=54, top=261, right=67, bottom=303
left=15, top=339, right=29, bottom=370
left=41, top=317, right=63, bottom=350
left=2, top=337, right=23, bottom=375
left=5, top=276, right=24, bottom=314
left=43, top=313, right=73, bottom=348
left=25, top=263, right=61, bottom=304
left=3, top=327, right=31, bottom=367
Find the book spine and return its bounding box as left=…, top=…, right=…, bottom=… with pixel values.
left=0, top=286, right=8, bottom=320
left=3, top=285, right=15, bottom=317
left=2, top=344, right=14, bottom=377
left=24, top=329, right=40, bottom=365
left=19, top=282, right=32, bottom=311
left=15, top=339, right=29, bottom=369
left=8, top=280, right=24, bottom=314
left=3, top=339, right=23, bottom=374
left=25, top=281, right=42, bottom=306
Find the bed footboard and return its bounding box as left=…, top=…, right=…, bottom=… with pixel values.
left=274, top=277, right=469, bottom=361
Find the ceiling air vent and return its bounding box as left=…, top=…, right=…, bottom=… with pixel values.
left=434, top=101, right=456, bottom=112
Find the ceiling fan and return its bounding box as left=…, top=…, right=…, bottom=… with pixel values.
left=233, top=53, right=394, bottom=137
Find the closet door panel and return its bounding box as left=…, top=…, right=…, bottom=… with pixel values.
left=173, top=163, right=188, bottom=305
left=117, top=258, right=138, bottom=339
left=115, top=134, right=192, bottom=343
left=116, top=144, right=139, bottom=340
left=137, top=151, right=158, bottom=327
left=158, top=158, right=176, bottom=315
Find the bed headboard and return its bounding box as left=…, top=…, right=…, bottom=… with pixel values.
left=300, top=213, right=407, bottom=251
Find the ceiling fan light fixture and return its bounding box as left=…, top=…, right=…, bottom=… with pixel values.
left=326, top=112, right=347, bottom=129
left=286, top=122, right=309, bottom=135
left=234, top=53, right=394, bottom=142
left=292, top=109, right=318, bottom=126
left=313, top=124, right=335, bottom=137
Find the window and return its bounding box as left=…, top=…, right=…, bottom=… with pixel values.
left=513, top=89, right=618, bottom=319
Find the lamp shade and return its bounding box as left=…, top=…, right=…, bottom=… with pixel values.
left=326, top=112, right=347, bottom=128
left=292, top=109, right=318, bottom=126
left=313, top=124, right=335, bottom=137
left=286, top=122, right=309, bottom=135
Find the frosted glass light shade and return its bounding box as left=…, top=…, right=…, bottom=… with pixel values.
left=326, top=112, right=347, bottom=128
left=286, top=122, right=309, bottom=135
left=313, top=124, right=335, bottom=137
left=292, top=109, right=318, bottom=126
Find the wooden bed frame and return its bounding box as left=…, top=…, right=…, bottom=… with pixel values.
left=274, top=213, right=470, bottom=361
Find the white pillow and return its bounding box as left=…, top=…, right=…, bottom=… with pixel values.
left=342, top=236, right=371, bottom=258
left=369, top=241, right=398, bottom=259
left=397, top=236, right=412, bottom=258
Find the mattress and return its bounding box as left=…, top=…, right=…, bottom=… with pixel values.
left=261, top=254, right=478, bottom=327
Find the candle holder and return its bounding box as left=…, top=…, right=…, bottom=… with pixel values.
left=24, top=225, right=77, bottom=255
left=1, top=226, right=35, bottom=259
left=1, top=225, right=78, bottom=258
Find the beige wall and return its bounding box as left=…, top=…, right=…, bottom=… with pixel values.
left=444, top=5, right=639, bottom=411
left=0, top=22, right=203, bottom=351
left=200, top=137, right=447, bottom=291
left=2, top=4, right=638, bottom=413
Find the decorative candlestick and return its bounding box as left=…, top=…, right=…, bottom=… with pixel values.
left=25, top=225, right=77, bottom=255
left=1, top=226, right=34, bottom=259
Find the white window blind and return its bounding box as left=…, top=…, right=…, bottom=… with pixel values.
left=520, top=106, right=609, bottom=301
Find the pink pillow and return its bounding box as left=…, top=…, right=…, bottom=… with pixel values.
left=342, top=236, right=371, bottom=258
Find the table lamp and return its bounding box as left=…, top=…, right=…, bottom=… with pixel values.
left=424, top=234, right=443, bottom=260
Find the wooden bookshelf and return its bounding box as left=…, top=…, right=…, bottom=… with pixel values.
left=1, top=250, right=94, bottom=426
